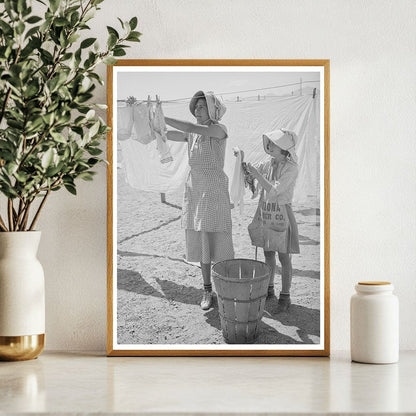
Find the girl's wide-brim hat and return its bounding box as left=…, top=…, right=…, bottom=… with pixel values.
left=189, top=90, right=226, bottom=122
left=263, top=129, right=298, bottom=163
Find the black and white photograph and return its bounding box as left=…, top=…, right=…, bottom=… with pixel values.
left=107, top=60, right=329, bottom=355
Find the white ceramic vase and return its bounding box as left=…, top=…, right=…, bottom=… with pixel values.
left=0, top=231, right=45, bottom=361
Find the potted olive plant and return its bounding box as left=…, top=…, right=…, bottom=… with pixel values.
left=0, top=0, right=140, bottom=360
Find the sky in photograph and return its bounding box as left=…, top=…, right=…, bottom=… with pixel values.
left=116, top=69, right=321, bottom=103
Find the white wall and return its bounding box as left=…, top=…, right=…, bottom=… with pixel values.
left=37, top=0, right=416, bottom=351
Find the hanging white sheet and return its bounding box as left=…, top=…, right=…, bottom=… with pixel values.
left=118, top=94, right=320, bottom=205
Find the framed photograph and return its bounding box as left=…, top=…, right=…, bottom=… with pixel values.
left=107, top=60, right=330, bottom=356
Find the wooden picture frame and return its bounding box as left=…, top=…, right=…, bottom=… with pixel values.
left=107, top=60, right=330, bottom=356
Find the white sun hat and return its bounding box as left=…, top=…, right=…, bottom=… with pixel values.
left=189, top=90, right=227, bottom=122
left=262, top=129, right=298, bottom=163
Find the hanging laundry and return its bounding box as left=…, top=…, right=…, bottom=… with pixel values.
left=153, top=101, right=173, bottom=164
left=230, top=147, right=246, bottom=214
left=117, top=95, right=319, bottom=204
left=117, top=106, right=134, bottom=141
left=131, top=102, right=155, bottom=145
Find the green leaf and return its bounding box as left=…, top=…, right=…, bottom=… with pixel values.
left=5, top=162, right=18, bottom=176
left=83, top=9, right=95, bottom=22
left=25, top=117, right=44, bottom=133
left=0, top=20, right=13, bottom=35
left=68, top=33, right=80, bottom=44
left=45, top=165, right=63, bottom=177
left=24, top=83, right=39, bottom=98
left=26, top=15, right=42, bottom=24
left=64, top=183, right=77, bottom=195
left=41, top=148, right=55, bottom=169
left=0, top=183, right=18, bottom=198
left=49, top=0, right=60, bottom=13
left=42, top=112, right=55, bottom=125
left=16, top=21, right=25, bottom=35
left=107, top=33, right=117, bottom=49
left=85, top=109, right=95, bottom=120
left=7, top=119, right=24, bottom=129
left=117, top=17, right=125, bottom=29
left=106, top=26, right=119, bottom=39
left=129, top=17, right=138, bottom=30
left=4, top=1, right=16, bottom=19
left=54, top=17, right=69, bottom=27
left=48, top=76, right=60, bottom=92
left=63, top=147, right=70, bottom=159
left=87, top=147, right=102, bottom=156
left=70, top=11, right=80, bottom=26
left=88, top=120, right=100, bottom=138
left=80, top=37, right=96, bottom=49
left=17, top=0, right=27, bottom=14
left=14, top=171, right=28, bottom=183
left=78, top=171, right=94, bottom=181
left=87, top=158, right=100, bottom=166
left=75, top=93, right=93, bottom=104
left=50, top=131, right=67, bottom=143
left=126, top=32, right=141, bottom=42
left=103, top=56, right=117, bottom=65
left=61, top=52, right=73, bottom=61
left=59, top=29, right=67, bottom=47
left=113, top=47, right=126, bottom=57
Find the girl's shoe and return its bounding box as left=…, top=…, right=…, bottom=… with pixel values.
left=276, top=293, right=291, bottom=313
left=201, top=290, right=214, bottom=310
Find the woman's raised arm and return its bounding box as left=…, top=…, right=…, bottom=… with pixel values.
left=165, top=117, right=226, bottom=139
left=166, top=130, right=188, bottom=142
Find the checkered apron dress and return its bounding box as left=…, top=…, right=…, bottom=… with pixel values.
left=182, top=126, right=234, bottom=263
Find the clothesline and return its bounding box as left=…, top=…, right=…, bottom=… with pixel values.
left=118, top=92, right=320, bottom=205
left=117, top=80, right=320, bottom=104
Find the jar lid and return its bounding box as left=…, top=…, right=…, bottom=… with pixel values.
left=358, top=281, right=391, bottom=285
left=355, top=281, right=394, bottom=293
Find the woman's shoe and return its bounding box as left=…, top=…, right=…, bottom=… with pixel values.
left=200, top=290, right=213, bottom=310
left=266, top=286, right=276, bottom=299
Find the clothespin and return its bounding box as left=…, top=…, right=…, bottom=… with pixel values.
left=156, top=95, right=160, bottom=104
left=147, top=95, right=151, bottom=106
left=313, top=88, right=316, bottom=99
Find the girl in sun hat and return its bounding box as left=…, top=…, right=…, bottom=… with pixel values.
left=243, top=128, right=300, bottom=313
left=163, top=90, right=234, bottom=311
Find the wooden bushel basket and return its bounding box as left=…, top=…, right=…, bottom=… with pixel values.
left=212, top=259, right=271, bottom=344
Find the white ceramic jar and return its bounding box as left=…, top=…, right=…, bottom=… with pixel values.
left=350, top=281, right=399, bottom=364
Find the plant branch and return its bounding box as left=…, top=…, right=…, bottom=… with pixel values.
left=29, top=189, right=50, bottom=231
left=15, top=199, right=28, bottom=231
left=0, top=213, right=8, bottom=231
left=7, top=199, right=14, bottom=231
left=14, top=198, right=23, bottom=230
left=20, top=199, right=33, bottom=231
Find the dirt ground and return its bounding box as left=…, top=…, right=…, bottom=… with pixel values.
left=116, top=169, right=321, bottom=346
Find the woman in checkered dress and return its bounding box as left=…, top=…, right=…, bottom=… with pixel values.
left=164, top=91, right=235, bottom=310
